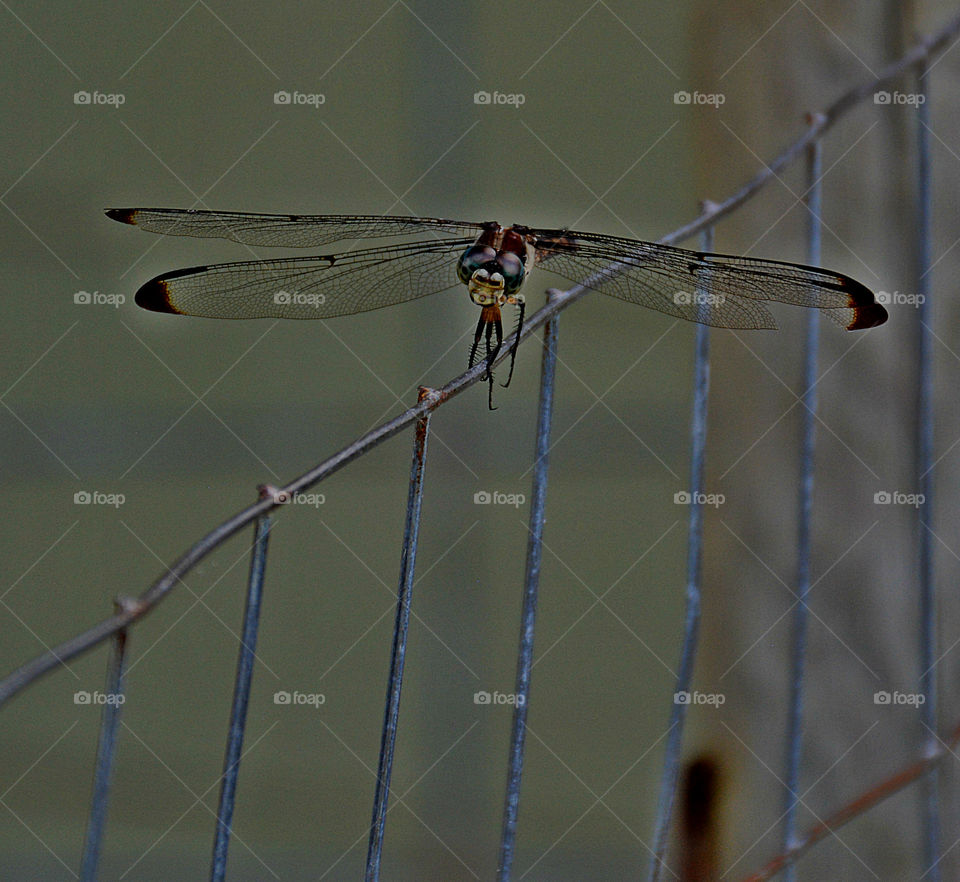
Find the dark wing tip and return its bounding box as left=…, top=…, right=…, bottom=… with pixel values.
left=847, top=302, right=888, bottom=330
left=105, top=208, right=139, bottom=225
left=839, top=275, right=888, bottom=330
left=135, top=276, right=181, bottom=314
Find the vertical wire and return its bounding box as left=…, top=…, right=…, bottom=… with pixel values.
left=365, top=387, right=435, bottom=882
left=497, top=290, right=560, bottom=881
left=79, top=606, right=131, bottom=881
left=647, top=224, right=713, bottom=882
left=210, top=495, right=274, bottom=882
left=780, top=129, right=823, bottom=881
left=914, top=59, right=940, bottom=881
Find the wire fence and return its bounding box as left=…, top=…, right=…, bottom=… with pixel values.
left=3, top=10, right=959, bottom=880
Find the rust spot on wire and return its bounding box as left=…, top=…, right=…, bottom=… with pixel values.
left=258, top=484, right=290, bottom=505
left=414, top=387, right=438, bottom=453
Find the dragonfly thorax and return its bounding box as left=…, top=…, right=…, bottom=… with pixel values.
left=457, top=244, right=525, bottom=306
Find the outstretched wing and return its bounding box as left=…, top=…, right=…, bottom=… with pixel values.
left=105, top=208, right=488, bottom=249
left=524, top=227, right=886, bottom=331
left=130, top=237, right=477, bottom=319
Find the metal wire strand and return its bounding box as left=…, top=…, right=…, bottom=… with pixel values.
left=914, top=58, right=940, bottom=882
left=497, top=290, right=561, bottom=882
left=646, top=226, right=712, bottom=882
left=210, top=501, right=274, bottom=882
left=780, top=133, right=823, bottom=882
left=365, top=387, right=436, bottom=881
left=79, top=602, right=132, bottom=881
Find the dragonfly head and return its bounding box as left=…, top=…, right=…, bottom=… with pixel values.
left=457, top=244, right=525, bottom=306
left=467, top=268, right=506, bottom=305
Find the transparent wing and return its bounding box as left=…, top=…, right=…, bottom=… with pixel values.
left=525, top=228, right=887, bottom=331
left=106, top=208, right=488, bottom=248
left=133, top=237, right=477, bottom=319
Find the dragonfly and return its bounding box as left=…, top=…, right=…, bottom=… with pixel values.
left=106, top=208, right=887, bottom=408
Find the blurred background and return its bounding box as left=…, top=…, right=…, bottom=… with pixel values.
left=2, top=1, right=959, bottom=879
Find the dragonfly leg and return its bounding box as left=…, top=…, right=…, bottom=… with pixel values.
left=484, top=315, right=503, bottom=410
left=469, top=313, right=486, bottom=371
left=468, top=306, right=504, bottom=409
left=501, top=296, right=525, bottom=388
left=469, top=314, right=501, bottom=381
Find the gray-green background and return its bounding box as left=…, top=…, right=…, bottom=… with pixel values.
left=4, top=2, right=960, bottom=879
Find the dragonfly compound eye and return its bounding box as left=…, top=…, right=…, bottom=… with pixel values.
left=457, top=245, right=498, bottom=284
left=496, top=252, right=525, bottom=293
